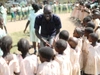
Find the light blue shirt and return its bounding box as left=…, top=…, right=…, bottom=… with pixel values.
left=0, top=28, right=6, bottom=56
left=28, top=10, right=35, bottom=31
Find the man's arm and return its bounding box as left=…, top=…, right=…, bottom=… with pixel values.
left=56, top=29, right=60, bottom=35
left=35, top=29, right=51, bottom=47
left=23, top=20, right=30, bottom=33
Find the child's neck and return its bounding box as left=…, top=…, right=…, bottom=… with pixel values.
left=76, top=35, right=81, bottom=38
left=42, top=60, right=50, bottom=63
left=22, top=52, right=29, bottom=58
left=58, top=52, right=63, bottom=55
left=91, top=42, right=97, bottom=46
left=0, top=26, right=3, bottom=29
left=3, top=52, right=10, bottom=58
left=71, top=47, right=76, bottom=49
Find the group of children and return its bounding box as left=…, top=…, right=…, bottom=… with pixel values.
left=53, top=2, right=73, bottom=13
left=0, top=1, right=100, bottom=75
left=10, top=4, right=33, bottom=21
left=71, top=1, right=99, bottom=24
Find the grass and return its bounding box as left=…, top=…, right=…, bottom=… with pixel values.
left=9, top=31, right=29, bottom=54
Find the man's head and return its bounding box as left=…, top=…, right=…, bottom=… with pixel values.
left=43, top=5, right=53, bottom=20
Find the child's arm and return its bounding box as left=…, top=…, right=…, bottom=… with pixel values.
left=4, top=25, right=7, bottom=34
left=23, top=20, right=30, bottom=33
left=94, top=26, right=100, bottom=32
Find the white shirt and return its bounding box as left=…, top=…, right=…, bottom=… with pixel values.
left=7, top=54, right=20, bottom=75
left=19, top=55, right=38, bottom=75
left=55, top=54, right=72, bottom=75
left=70, top=47, right=80, bottom=75
left=94, top=18, right=100, bottom=29
left=0, top=27, right=6, bottom=56
left=0, top=57, right=10, bottom=75
left=37, top=60, right=60, bottom=75
left=84, top=43, right=99, bottom=74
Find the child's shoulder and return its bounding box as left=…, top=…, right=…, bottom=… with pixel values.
left=23, top=54, right=38, bottom=63
left=55, top=54, right=66, bottom=62
left=0, top=57, right=7, bottom=64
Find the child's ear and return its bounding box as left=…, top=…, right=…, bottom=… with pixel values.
left=52, top=54, right=56, bottom=60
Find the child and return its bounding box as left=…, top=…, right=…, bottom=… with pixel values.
left=0, top=37, right=10, bottom=75
left=37, top=47, right=60, bottom=75
left=0, top=16, right=7, bottom=56
left=1, top=36, right=20, bottom=75
left=92, top=11, right=100, bottom=30
left=73, top=27, right=83, bottom=38
left=17, top=38, right=38, bottom=75
left=54, top=39, right=72, bottom=75
left=24, top=3, right=40, bottom=54
left=83, top=3, right=91, bottom=20
left=82, top=16, right=92, bottom=27
left=10, top=5, right=16, bottom=21
left=84, top=27, right=94, bottom=39
left=82, top=27, right=94, bottom=71
left=73, top=27, right=83, bottom=70
left=68, top=37, right=80, bottom=75
left=58, top=30, right=70, bottom=58
left=86, top=21, right=95, bottom=29
left=83, top=32, right=100, bottom=75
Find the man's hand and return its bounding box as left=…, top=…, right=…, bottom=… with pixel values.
left=43, top=40, right=51, bottom=47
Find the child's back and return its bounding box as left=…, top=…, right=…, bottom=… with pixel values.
left=0, top=57, right=10, bottom=75
left=37, top=60, right=60, bottom=75
left=54, top=39, right=72, bottom=75
left=68, top=37, right=80, bottom=75
left=6, top=54, right=20, bottom=75
left=55, top=54, right=72, bottom=75
left=83, top=33, right=100, bottom=74
left=17, top=38, right=38, bottom=75
left=37, top=47, right=60, bottom=75
left=19, top=54, right=38, bottom=75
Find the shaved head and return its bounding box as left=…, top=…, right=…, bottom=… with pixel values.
left=43, top=5, right=53, bottom=20
left=44, top=5, right=53, bottom=12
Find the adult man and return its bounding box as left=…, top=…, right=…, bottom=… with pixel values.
left=34, top=5, right=62, bottom=48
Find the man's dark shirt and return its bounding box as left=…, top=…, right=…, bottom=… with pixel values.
left=34, top=14, right=62, bottom=37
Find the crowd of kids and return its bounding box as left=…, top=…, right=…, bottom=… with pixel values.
left=0, top=1, right=100, bottom=75
left=10, top=4, right=33, bottom=21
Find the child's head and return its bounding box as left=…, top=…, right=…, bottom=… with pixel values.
left=17, top=38, right=30, bottom=53
left=1, top=36, right=12, bottom=53
left=86, top=21, right=95, bottom=29
left=32, top=3, right=39, bottom=13
left=59, top=30, right=69, bottom=41
left=93, top=11, right=100, bottom=20
left=73, top=27, right=83, bottom=38
left=88, top=33, right=98, bottom=43
left=68, top=37, right=78, bottom=49
left=38, top=47, right=54, bottom=63
left=0, top=16, right=4, bottom=28
left=54, top=39, right=67, bottom=54
left=82, top=16, right=91, bottom=26
left=84, top=27, right=94, bottom=38
left=85, top=3, right=91, bottom=9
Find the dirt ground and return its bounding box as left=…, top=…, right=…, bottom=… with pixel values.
left=6, top=13, right=76, bottom=36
